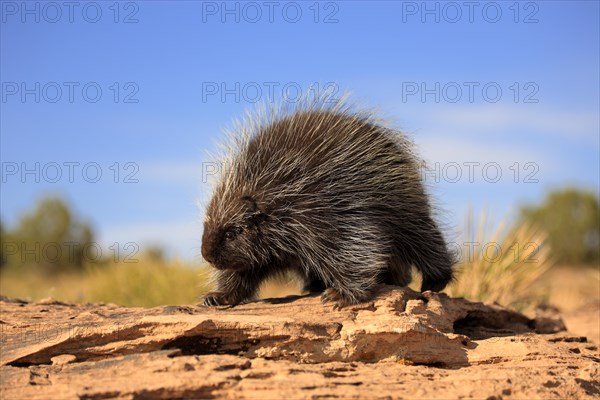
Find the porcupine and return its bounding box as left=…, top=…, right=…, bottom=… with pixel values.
left=201, top=97, right=454, bottom=308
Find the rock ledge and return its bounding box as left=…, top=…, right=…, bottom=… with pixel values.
left=1, top=286, right=598, bottom=399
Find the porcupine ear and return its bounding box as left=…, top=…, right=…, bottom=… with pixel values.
left=241, top=196, right=267, bottom=226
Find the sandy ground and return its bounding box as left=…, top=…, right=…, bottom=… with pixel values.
left=537, top=266, right=600, bottom=344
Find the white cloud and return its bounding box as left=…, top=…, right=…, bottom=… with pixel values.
left=399, top=103, right=599, bottom=143
left=387, top=103, right=600, bottom=182
left=416, top=134, right=550, bottom=169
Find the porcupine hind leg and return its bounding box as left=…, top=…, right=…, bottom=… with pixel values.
left=382, top=255, right=413, bottom=287
left=406, top=216, right=455, bottom=292
left=318, top=231, right=388, bottom=309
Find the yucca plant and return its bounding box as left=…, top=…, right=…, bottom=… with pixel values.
left=446, top=209, right=553, bottom=310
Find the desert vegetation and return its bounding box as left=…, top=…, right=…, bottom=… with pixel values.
left=1, top=188, right=598, bottom=310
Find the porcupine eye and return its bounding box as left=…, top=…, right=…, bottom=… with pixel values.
left=224, top=226, right=243, bottom=241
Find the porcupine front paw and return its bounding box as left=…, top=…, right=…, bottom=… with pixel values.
left=320, top=288, right=351, bottom=310
left=202, top=291, right=239, bottom=306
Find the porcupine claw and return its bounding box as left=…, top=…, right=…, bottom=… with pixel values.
left=203, top=293, right=221, bottom=306
left=203, top=292, right=238, bottom=307
left=321, top=288, right=349, bottom=310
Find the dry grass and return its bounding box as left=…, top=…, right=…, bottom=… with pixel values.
left=446, top=209, right=554, bottom=310
left=261, top=210, right=558, bottom=310
left=3, top=211, right=594, bottom=311
left=0, top=257, right=212, bottom=307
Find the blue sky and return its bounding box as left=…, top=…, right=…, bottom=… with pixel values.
left=1, top=1, right=599, bottom=261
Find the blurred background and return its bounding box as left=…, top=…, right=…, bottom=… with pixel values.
left=0, top=2, right=598, bottom=321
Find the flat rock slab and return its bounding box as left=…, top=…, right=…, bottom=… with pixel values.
left=0, top=286, right=598, bottom=399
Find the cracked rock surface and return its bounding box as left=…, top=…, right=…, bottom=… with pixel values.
left=1, top=286, right=598, bottom=399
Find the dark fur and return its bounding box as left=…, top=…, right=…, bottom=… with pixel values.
left=201, top=101, right=455, bottom=307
